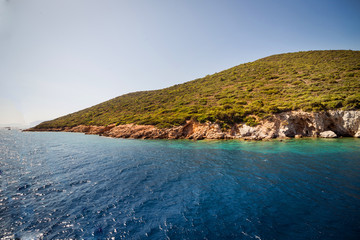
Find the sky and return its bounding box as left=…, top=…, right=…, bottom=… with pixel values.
left=0, top=0, right=359, bottom=125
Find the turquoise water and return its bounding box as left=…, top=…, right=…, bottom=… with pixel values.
left=1, top=129, right=360, bottom=239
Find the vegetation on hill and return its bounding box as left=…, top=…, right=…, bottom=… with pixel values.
left=34, top=50, right=360, bottom=129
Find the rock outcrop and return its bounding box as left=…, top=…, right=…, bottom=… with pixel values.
left=319, top=131, right=337, bottom=138
left=25, top=110, right=360, bottom=140
left=231, top=110, right=360, bottom=140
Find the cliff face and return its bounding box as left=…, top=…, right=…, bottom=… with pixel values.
left=27, top=110, right=360, bottom=140
left=234, top=110, right=360, bottom=140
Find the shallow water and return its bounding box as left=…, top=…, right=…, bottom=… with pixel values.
left=1, top=130, right=360, bottom=239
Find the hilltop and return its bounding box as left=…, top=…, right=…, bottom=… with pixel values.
left=32, top=50, right=360, bottom=132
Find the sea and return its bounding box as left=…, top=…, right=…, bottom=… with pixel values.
left=1, top=129, right=360, bottom=240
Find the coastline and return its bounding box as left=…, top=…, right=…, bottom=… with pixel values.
left=25, top=110, right=360, bottom=140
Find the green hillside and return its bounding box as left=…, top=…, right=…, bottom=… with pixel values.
left=34, top=50, right=360, bottom=129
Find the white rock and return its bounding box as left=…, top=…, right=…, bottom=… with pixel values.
left=354, top=131, right=360, bottom=138
left=239, top=124, right=256, bottom=137
left=320, top=130, right=337, bottom=138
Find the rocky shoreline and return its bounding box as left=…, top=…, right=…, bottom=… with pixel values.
left=25, top=110, right=360, bottom=140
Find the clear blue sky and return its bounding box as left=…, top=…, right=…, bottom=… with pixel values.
left=1, top=0, right=359, bottom=125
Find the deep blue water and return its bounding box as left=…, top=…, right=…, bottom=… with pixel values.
left=1, top=129, right=360, bottom=240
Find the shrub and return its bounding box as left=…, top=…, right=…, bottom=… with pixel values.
left=344, top=95, right=360, bottom=109
left=244, top=116, right=259, bottom=126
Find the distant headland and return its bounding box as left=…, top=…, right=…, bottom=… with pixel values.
left=26, top=50, right=360, bottom=140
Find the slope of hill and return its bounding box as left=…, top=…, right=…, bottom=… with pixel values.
left=32, top=50, right=360, bottom=131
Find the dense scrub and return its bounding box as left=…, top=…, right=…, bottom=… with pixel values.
left=34, top=50, right=360, bottom=129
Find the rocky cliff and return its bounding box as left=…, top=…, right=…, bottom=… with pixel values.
left=233, top=110, right=360, bottom=140
left=26, top=110, right=360, bottom=140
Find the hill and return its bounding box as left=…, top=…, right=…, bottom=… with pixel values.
left=32, top=50, right=360, bottom=130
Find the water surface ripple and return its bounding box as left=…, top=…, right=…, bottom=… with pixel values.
left=1, top=130, right=360, bottom=239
